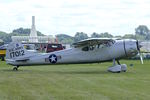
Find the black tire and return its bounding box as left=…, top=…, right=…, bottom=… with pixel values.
left=117, top=71, right=121, bottom=73
left=1, top=56, right=4, bottom=61
left=13, top=67, right=18, bottom=71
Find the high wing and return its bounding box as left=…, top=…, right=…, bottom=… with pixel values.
left=72, top=38, right=115, bottom=47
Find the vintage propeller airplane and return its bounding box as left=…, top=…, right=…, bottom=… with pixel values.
left=6, top=38, right=143, bottom=73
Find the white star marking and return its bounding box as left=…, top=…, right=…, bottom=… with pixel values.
left=50, top=56, right=56, bottom=62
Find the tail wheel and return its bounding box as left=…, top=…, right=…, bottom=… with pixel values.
left=13, top=67, right=18, bottom=71
left=13, top=66, right=19, bottom=71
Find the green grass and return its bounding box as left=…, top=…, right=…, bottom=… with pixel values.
left=0, top=60, right=150, bottom=100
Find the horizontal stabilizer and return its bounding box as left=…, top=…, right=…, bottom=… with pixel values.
left=15, top=58, right=30, bottom=62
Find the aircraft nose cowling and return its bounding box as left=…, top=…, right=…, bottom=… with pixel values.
left=124, top=39, right=138, bottom=57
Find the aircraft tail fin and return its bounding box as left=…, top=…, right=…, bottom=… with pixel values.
left=6, top=42, right=29, bottom=60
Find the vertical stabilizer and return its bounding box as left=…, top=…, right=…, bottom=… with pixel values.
left=6, top=42, right=28, bottom=60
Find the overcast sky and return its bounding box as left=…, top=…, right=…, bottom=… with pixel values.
left=0, top=0, right=150, bottom=36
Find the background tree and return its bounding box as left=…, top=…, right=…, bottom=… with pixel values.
left=123, top=34, right=136, bottom=39
left=12, top=27, right=44, bottom=36
left=145, top=33, right=150, bottom=40
left=99, top=32, right=113, bottom=38
left=135, top=34, right=146, bottom=40
left=135, top=25, right=150, bottom=40
left=135, top=25, right=149, bottom=35
left=56, top=34, right=74, bottom=44
left=0, top=39, right=4, bottom=46
left=0, top=31, right=11, bottom=43
left=91, top=32, right=100, bottom=38
left=74, top=32, right=88, bottom=42
left=91, top=32, right=113, bottom=38
left=1, top=25, right=150, bottom=44
left=114, top=35, right=122, bottom=38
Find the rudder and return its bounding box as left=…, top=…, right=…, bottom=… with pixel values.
left=6, top=42, right=27, bottom=60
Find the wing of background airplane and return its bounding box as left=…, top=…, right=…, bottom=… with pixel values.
left=72, top=38, right=115, bottom=47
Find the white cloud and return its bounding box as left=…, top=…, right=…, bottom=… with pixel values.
left=0, top=0, right=150, bottom=36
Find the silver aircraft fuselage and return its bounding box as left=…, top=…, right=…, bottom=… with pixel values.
left=6, top=39, right=138, bottom=66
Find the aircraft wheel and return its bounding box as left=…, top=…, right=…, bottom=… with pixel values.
left=121, top=64, right=127, bottom=72
left=13, top=67, right=18, bottom=71
left=117, top=71, right=121, bottom=73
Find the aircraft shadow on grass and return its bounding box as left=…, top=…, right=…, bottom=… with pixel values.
left=1, top=68, right=127, bottom=74
left=53, top=70, right=109, bottom=74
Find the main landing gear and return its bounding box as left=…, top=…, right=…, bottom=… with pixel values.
left=107, top=59, right=127, bottom=73
left=13, top=66, right=19, bottom=71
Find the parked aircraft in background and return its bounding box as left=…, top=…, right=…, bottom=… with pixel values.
left=6, top=38, right=143, bottom=73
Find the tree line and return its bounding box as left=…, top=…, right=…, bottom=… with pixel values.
left=57, top=25, right=150, bottom=44
left=0, top=25, right=150, bottom=44
left=0, top=28, right=44, bottom=43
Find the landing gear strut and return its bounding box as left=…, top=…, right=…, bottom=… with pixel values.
left=107, top=59, right=127, bottom=73
left=117, top=60, right=121, bottom=65
left=13, top=66, right=19, bottom=71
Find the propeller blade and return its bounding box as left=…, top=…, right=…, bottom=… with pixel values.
left=137, top=40, right=144, bottom=64
left=140, top=53, right=143, bottom=64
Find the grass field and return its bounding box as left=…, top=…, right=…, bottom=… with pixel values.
left=0, top=60, right=150, bottom=100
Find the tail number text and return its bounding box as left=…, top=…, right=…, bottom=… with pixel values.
left=10, top=50, right=25, bottom=58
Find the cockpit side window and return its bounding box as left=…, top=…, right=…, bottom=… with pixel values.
left=81, top=41, right=115, bottom=51
left=89, top=46, right=95, bottom=50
